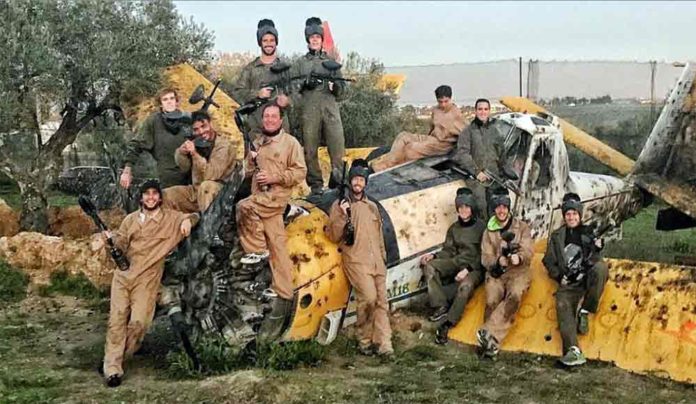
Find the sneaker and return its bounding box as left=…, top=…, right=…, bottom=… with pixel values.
left=559, top=346, right=587, bottom=367
left=577, top=310, right=589, bottom=335
left=476, top=329, right=499, bottom=358
left=240, top=251, right=270, bottom=265
left=285, top=204, right=310, bottom=223
left=428, top=306, right=449, bottom=322
left=435, top=322, right=452, bottom=345
left=105, top=374, right=122, bottom=388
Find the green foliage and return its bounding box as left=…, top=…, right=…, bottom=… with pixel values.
left=340, top=52, right=400, bottom=148
left=37, top=270, right=107, bottom=301
left=0, top=260, right=28, bottom=304
left=167, top=336, right=327, bottom=379
left=0, top=0, right=213, bottom=232
left=255, top=340, right=326, bottom=370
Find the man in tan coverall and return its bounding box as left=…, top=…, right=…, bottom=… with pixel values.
left=101, top=179, right=198, bottom=387
left=326, top=159, right=393, bottom=357
left=476, top=190, right=533, bottom=358
left=162, top=111, right=237, bottom=213
left=236, top=103, right=306, bottom=328
left=371, top=85, right=465, bottom=172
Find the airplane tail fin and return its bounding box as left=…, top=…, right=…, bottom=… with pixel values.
left=631, top=63, right=696, bottom=229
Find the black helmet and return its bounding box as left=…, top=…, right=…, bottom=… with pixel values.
left=489, top=189, right=511, bottom=209
left=139, top=179, right=163, bottom=199
left=348, top=158, right=370, bottom=185
left=455, top=187, right=476, bottom=209
left=257, top=19, right=278, bottom=46
left=304, top=17, right=323, bottom=42
left=561, top=192, right=583, bottom=216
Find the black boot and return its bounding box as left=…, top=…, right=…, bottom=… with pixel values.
left=435, top=321, right=452, bottom=345
left=257, top=297, right=293, bottom=344
left=105, top=374, right=122, bottom=388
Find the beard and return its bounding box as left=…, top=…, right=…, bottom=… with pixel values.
left=141, top=200, right=161, bottom=211
left=262, top=46, right=276, bottom=56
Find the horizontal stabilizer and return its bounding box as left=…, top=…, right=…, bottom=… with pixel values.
left=656, top=206, right=696, bottom=231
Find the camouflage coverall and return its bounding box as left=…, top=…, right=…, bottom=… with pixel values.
left=480, top=217, right=534, bottom=344
left=452, top=118, right=505, bottom=219
left=327, top=195, right=393, bottom=353
left=543, top=225, right=609, bottom=353
left=423, top=217, right=485, bottom=324
left=292, top=51, right=346, bottom=191
left=372, top=105, right=465, bottom=172
left=230, top=56, right=291, bottom=138
left=163, top=134, right=238, bottom=213
left=123, top=112, right=189, bottom=188
left=103, top=208, right=198, bottom=377
left=236, top=130, right=307, bottom=300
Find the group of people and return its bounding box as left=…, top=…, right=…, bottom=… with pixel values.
left=96, top=16, right=608, bottom=388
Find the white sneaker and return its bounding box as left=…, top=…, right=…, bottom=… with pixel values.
left=240, top=251, right=270, bottom=265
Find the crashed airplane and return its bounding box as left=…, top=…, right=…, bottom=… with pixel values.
left=63, top=63, right=696, bottom=383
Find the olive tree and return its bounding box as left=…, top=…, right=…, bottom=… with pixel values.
left=0, top=0, right=212, bottom=232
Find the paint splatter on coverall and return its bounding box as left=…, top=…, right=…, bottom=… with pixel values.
left=103, top=208, right=198, bottom=377
left=163, top=134, right=238, bottom=213
left=422, top=216, right=485, bottom=324
left=480, top=217, right=534, bottom=344
left=292, top=50, right=345, bottom=190
left=371, top=105, right=465, bottom=172
left=230, top=57, right=291, bottom=138
left=123, top=112, right=190, bottom=188
left=326, top=196, right=393, bottom=353
left=543, top=224, right=609, bottom=353
left=236, top=130, right=307, bottom=300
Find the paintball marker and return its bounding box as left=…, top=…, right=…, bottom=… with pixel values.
left=339, top=161, right=355, bottom=246
left=233, top=105, right=269, bottom=192
left=189, top=79, right=221, bottom=113
left=564, top=219, right=615, bottom=285
left=78, top=195, right=130, bottom=271
left=450, top=165, right=521, bottom=196
left=490, top=231, right=520, bottom=278
left=187, top=80, right=223, bottom=159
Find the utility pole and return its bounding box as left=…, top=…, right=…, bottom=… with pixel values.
left=519, top=57, right=523, bottom=97
left=650, top=60, right=657, bottom=124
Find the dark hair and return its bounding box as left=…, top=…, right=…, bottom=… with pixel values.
left=191, top=110, right=211, bottom=124
left=434, top=85, right=452, bottom=99
left=261, top=102, right=284, bottom=118
left=474, top=98, right=490, bottom=109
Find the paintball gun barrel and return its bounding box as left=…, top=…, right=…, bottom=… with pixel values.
left=450, top=165, right=521, bottom=195
left=339, top=161, right=356, bottom=246
left=78, top=195, right=130, bottom=271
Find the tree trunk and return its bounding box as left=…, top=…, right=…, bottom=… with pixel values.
left=17, top=178, right=49, bottom=233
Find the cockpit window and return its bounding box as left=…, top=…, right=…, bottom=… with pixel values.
left=529, top=140, right=553, bottom=189
left=531, top=116, right=550, bottom=126
left=502, top=127, right=532, bottom=181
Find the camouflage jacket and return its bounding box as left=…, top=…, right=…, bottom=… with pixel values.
left=435, top=217, right=485, bottom=272
left=292, top=50, right=346, bottom=103
left=452, top=118, right=504, bottom=177
left=124, top=112, right=189, bottom=188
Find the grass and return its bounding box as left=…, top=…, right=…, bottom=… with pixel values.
left=604, top=204, right=696, bottom=263
left=38, top=270, right=108, bottom=301
left=0, top=260, right=28, bottom=304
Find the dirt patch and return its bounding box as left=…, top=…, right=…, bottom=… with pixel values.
left=48, top=206, right=126, bottom=238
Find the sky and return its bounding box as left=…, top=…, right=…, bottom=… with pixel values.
left=174, top=1, right=695, bottom=67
